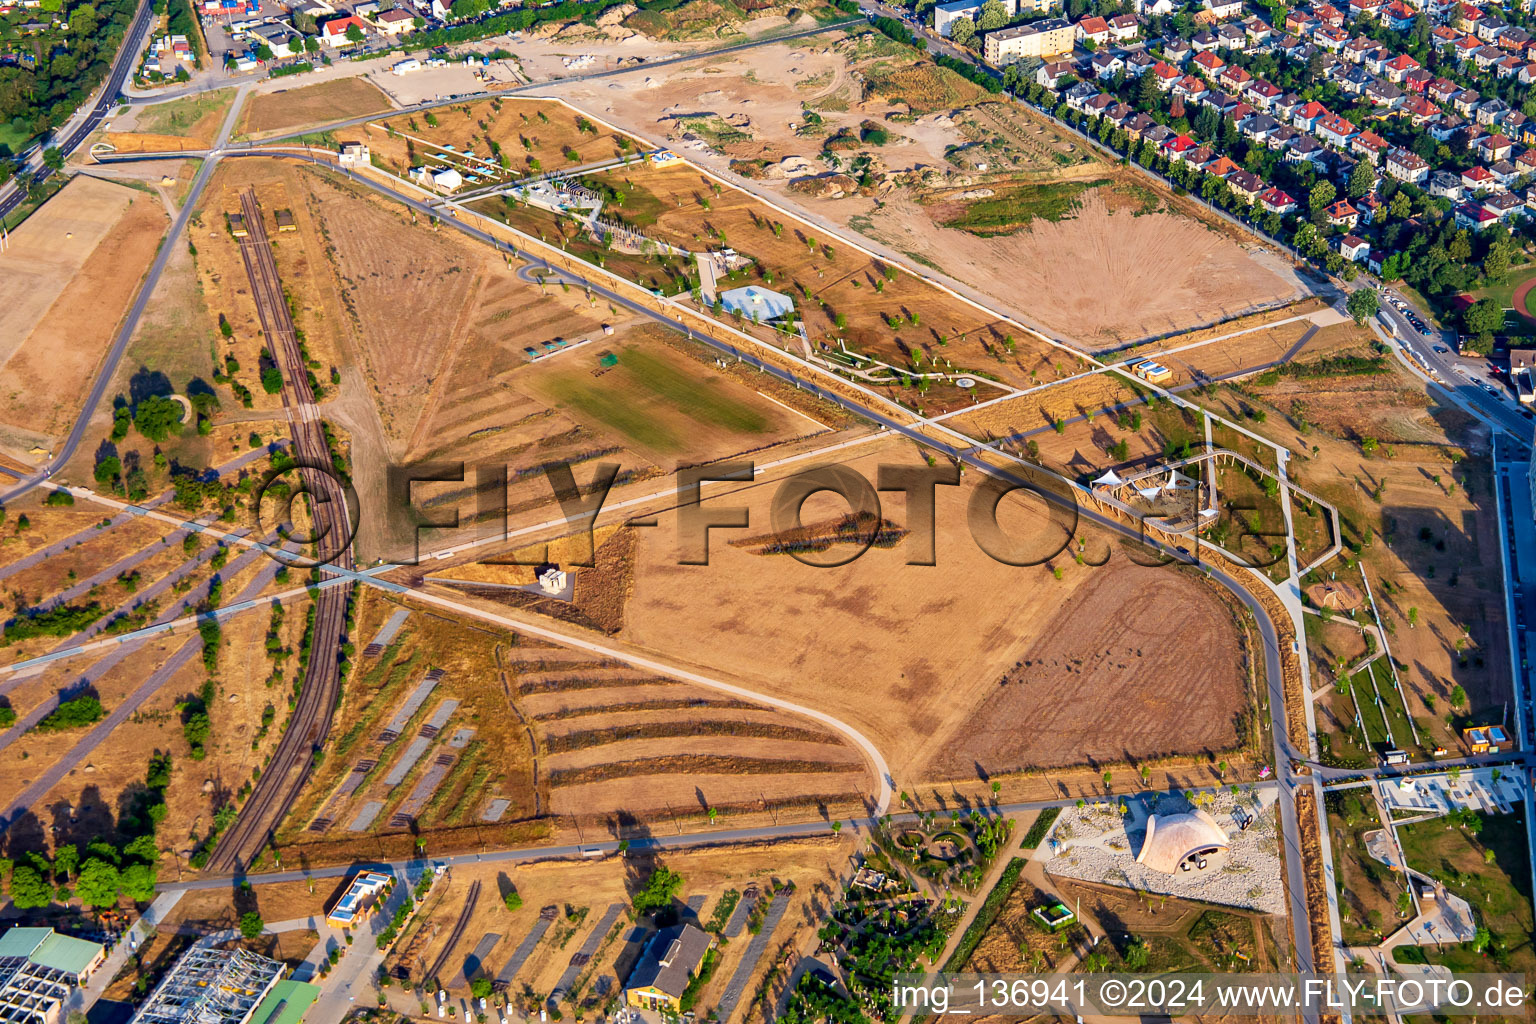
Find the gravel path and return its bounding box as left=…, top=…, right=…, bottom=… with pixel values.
left=0, top=549, right=280, bottom=832
left=715, top=891, right=790, bottom=1023
left=495, top=917, right=553, bottom=987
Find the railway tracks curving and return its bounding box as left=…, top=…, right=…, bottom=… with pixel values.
left=207, top=188, right=356, bottom=874
left=426, top=879, right=481, bottom=985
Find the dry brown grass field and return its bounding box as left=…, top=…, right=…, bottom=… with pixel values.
left=945, top=373, right=1143, bottom=442
left=599, top=436, right=1255, bottom=790
left=0, top=177, right=169, bottom=456
left=1190, top=355, right=1508, bottom=758
left=240, top=77, right=393, bottom=138
left=102, top=88, right=238, bottom=153
left=365, top=96, right=640, bottom=179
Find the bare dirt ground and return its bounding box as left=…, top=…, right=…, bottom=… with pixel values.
left=613, top=437, right=1255, bottom=791
left=929, top=561, right=1249, bottom=777
left=103, top=88, right=237, bottom=152
left=546, top=31, right=1307, bottom=347
left=857, top=190, right=1304, bottom=348
left=384, top=837, right=850, bottom=1010
left=0, top=177, right=168, bottom=457
left=240, top=77, right=393, bottom=138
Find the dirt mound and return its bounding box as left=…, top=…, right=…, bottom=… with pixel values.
left=1305, top=581, right=1362, bottom=610
left=788, top=172, right=858, bottom=198
left=100, top=132, right=199, bottom=154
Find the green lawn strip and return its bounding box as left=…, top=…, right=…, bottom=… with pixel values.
left=941, top=179, right=1111, bottom=235
left=942, top=856, right=1025, bottom=971
left=1347, top=662, right=1391, bottom=750
left=1020, top=808, right=1059, bottom=849
left=544, top=348, right=770, bottom=455
left=1397, top=812, right=1535, bottom=977
left=1471, top=262, right=1536, bottom=312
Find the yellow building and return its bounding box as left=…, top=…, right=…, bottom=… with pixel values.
left=983, top=17, right=1074, bottom=64
left=624, top=924, right=713, bottom=1013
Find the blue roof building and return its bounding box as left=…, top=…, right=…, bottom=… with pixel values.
left=719, top=285, right=795, bottom=323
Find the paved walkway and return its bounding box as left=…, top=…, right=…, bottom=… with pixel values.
left=66, top=890, right=185, bottom=1018
left=714, top=892, right=790, bottom=1022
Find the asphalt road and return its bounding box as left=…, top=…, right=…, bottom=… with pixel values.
left=0, top=0, right=156, bottom=222
left=0, top=90, right=247, bottom=506
left=165, top=784, right=1281, bottom=891
left=1374, top=290, right=1536, bottom=443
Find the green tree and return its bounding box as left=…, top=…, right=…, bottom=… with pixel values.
left=133, top=395, right=184, bottom=442
left=948, top=15, right=975, bottom=45
left=260, top=366, right=284, bottom=394
left=1450, top=683, right=1467, bottom=707
left=42, top=147, right=63, bottom=171
left=1346, top=288, right=1379, bottom=325
left=1347, top=159, right=1375, bottom=199
left=8, top=866, right=53, bottom=909
left=470, top=978, right=493, bottom=1000
left=1309, top=180, right=1337, bottom=214
left=345, top=22, right=365, bottom=42
left=120, top=862, right=157, bottom=902
left=239, top=911, right=265, bottom=939
left=1483, top=239, right=1513, bottom=282
left=632, top=866, right=683, bottom=917
left=503, top=890, right=523, bottom=912
left=1124, top=939, right=1149, bottom=970
left=76, top=859, right=120, bottom=909
left=1463, top=298, right=1502, bottom=346
left=53, top=844, right=79, bottom=881
left=976, top=0, right=1007, bottom=29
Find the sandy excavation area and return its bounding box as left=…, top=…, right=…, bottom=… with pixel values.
left=0, top=177, right=169, bottom=458
left=549, top=34, right=1308, bottom=348
left=854, top=191, right=1306, bottom=348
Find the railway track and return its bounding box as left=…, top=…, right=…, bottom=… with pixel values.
left=427, top=879, right=481, bottom=984
left=207, top=188, right=356, bottom=874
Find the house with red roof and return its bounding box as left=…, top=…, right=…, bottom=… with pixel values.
left=1258, top=186, right=1297, bottom=214
left=1325, top=199, right=1360, bottom=227
left=1293, top=100, right=1329, bottom=130
left=1382, top=0, right=1415, bottom=29
left=320, top=14, right=367, bottom=45
left=1191, top=50, right=1225, bottom=73
left=1384, top=53, right=1420, bottom=81
left=1076, top=15, right=1110, bottom=43
left=1352, top=129, right=1389, bottom=159
left=1317, top=112, right=1359, bottom=146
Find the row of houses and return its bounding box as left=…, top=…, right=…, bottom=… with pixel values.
left=1038, top=1, right=1536, bottom=209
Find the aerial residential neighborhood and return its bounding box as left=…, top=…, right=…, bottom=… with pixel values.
left=0, top=0, right=1535, bottom=1016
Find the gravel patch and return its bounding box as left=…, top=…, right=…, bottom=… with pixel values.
left=1043, top=788, right=1284, bottom=915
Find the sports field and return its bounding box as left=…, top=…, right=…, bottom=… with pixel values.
left=518, top=339, right=795, bottom=462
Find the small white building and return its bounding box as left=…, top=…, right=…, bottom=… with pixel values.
left=431, top=166, right=463, bottom=191
left=538, top=567, right=568, bottom=594
left=338, top=141, right=370, bottom=165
